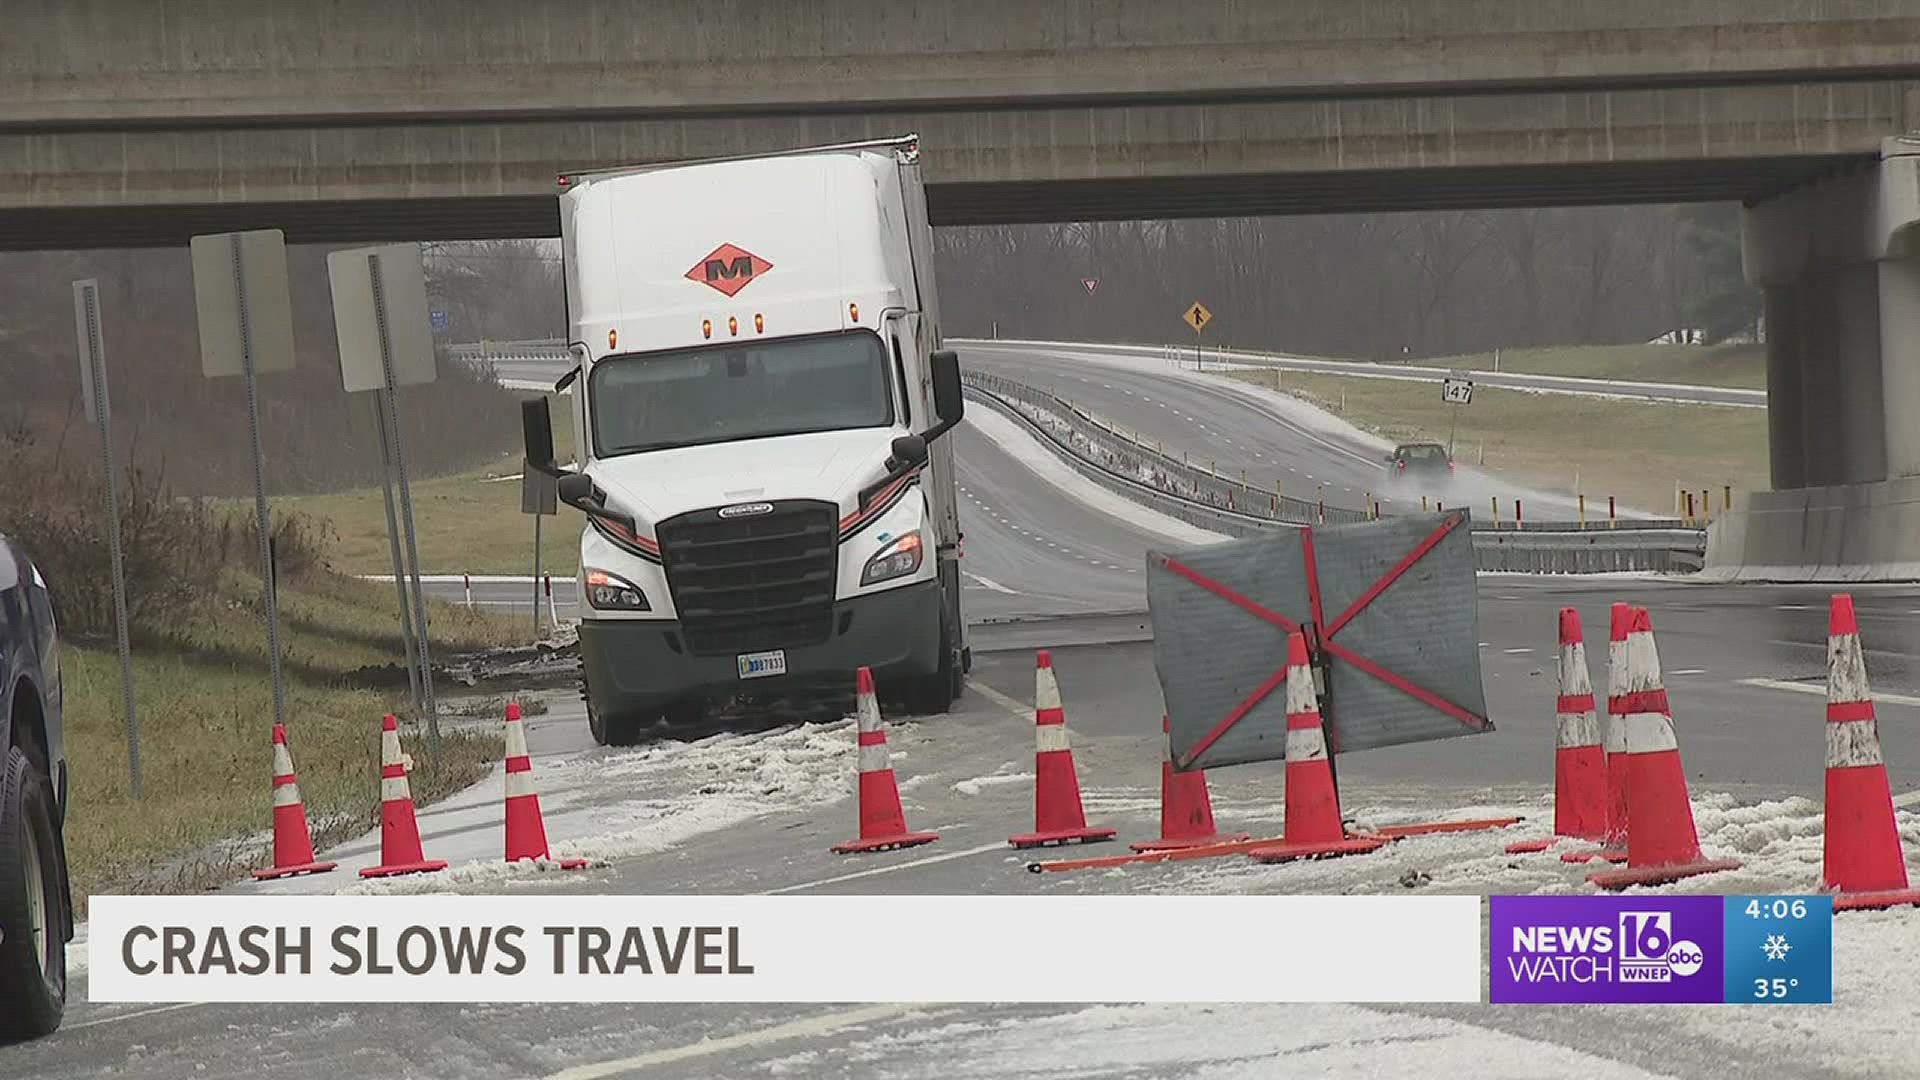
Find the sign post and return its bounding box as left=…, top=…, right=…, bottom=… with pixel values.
left=329, top=243, right=442, bottom=759
left=190, top=230, right=298, bottom=741
left=1441, top=377, right=1474, bottom=457
left=522, top=449, right=558, bottom=640
left=72, top=279, right=141, bottom=799
left=1183, top=301, right=1213, bottom=369
left=369, top=392, right=423, bottom=713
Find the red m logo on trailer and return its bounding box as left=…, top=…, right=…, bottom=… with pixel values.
left=686, top=243, right=774, bottom=297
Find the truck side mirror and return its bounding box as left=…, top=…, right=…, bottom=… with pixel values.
left=926, top=348, right=963, bottom=443
left=887, top=432, right=929, bottom=471
left=556, top=471, right=640, bottom=535
left=522, top=398, right=557, bottom=475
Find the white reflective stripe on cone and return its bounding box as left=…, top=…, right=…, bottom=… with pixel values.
left=1828, top=633, right=1872, bottom=705
left=1604, top=715, right=1627, bottom=753
left=382, top=775, right=412, bottom=801
left=1559, top=642, right=1594, bottom=697
left=1035, top=670, right=1063, bottom=713
left=858, top=743, right=891, bottom=773
left=272, top=782, right=304, bottom=808
left=272, top=742, right=295, bottom=776
left=505, top=769, right=540, bottom=799
left=1285, top=725, right=1327, bottom=762
left=381, top=730, right=403, bottom=765
left=1607, top=639, right=1630, bottom=700
left=1827, top=718, right=1885, bottom=768
left=1621, top=712, right=1678, bottom=754
left=1162, top=730, right=1173, bottom=763
left=505, top=721, right=531, bottom=760
left=1035, top=724, right=1072, bottom=754
left=1557, top=712, right=1601, bottom=749
left=1285, top=663, right=1317, bottom=714
left=1626, top=631, right=1665, bottom=690
left=856, top=692, right=883, bottom=734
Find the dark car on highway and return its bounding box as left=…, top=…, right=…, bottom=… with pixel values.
left=1384, top=442, right=1455, bottom=485
left=0, top=533, right=73, bottom=1040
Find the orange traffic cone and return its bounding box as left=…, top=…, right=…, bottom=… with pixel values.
left=1822, top=595, right=1920, bottom=911
left=1509, top=608, right=1607, bottom=854
left=252, top=723, right=338, bottom=880
left=361, top=713, right=449, bottom=878
left=833, top=667, right=939, bottom=854
left=503, top=702, right=588, bottom=869
left=1587, top=607, right=1740, bottom=890
left=1248, top=631, right=1391, bottom=864
left=1008, top=651, right=1116, bottom=849
left=1561, top=602, right=1633, bottom=865
left=1131, top=714, right=1248, bottom=852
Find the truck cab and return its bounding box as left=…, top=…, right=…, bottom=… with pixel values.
left=525, top=136, right=969, bottom=744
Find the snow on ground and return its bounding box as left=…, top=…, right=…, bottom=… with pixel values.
left=964, top=405, right=1228, bottom=547
left=756, top=1002, right=1669, bottom=1079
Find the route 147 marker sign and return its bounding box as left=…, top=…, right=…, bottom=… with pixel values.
left=1442, top=377, right=1474, bottom=405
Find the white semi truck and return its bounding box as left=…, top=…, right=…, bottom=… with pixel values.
left=521, top=136, right=969, bottom=744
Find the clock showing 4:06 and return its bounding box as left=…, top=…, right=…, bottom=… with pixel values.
left=1724, top=895, right=1833, bottom=1004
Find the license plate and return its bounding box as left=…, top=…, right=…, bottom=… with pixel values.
left=737, top=649, right=788, bottom=680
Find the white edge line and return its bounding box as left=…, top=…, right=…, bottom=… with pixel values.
left=541, top=1003, right=918, bottom=1078
left=1738, top=677, right=1920, bottom=708
left=63, top=1001, right=209, bottom=1032
left=761, top=841, right=1010, bottom=896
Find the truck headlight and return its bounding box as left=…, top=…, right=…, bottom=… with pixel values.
left=860, top=533, right=923, bottom=586
left=584, top=568, right=650, bottom=611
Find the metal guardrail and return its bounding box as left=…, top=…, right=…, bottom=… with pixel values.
left=962, top=373, right=1708, bottom=574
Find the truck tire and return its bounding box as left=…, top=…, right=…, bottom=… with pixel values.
left=901, top=612, right=958, bottom=717
left=586, top=698, right=646, bottom=747
left=0, top=747, right=66, bottom=1042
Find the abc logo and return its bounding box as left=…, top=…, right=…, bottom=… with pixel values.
left=1666, top=941, right=1704, bottom=976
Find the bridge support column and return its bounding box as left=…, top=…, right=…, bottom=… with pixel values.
left=1705, top=136, right=1920, bottom=581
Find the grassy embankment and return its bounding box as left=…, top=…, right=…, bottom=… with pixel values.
left=61, top=563, right=530, bottom=914
left=1225, top=344, right=1770, bottom=516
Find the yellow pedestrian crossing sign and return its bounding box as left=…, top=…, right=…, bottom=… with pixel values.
left=1183, top=301, right=1212, bottom=333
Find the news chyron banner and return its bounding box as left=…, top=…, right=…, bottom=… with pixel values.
left=1491, top=895, right=1834, bottom=1004
left=89, top=895, right=1482, bottom=1003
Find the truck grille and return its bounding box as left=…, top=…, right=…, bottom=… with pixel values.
left=655, top=500, right=839, bottom=657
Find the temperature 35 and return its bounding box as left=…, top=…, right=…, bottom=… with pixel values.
left=1723, top=895, right=1832, bottom=1005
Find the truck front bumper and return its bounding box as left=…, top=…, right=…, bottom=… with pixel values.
left=578, top=579, right=943, bottom=719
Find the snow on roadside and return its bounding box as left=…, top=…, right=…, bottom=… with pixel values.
left=964, top=405, right=1228, bottom=547
left=344, top=720, right=862, bottom=895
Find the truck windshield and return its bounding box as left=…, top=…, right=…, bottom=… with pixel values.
left=588, top=331, right=895, bottom=457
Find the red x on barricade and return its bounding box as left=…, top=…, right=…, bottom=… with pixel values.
left=1155, top=511, right=1490, bottom=769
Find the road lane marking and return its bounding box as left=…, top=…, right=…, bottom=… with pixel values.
left=1501, top=648, right=1532, bottom=655
left=968, top=679, right=1035, bottom=721
left=762, top=841, right=1010, bottom=897
left=964, top=573, right=1018, bottom=595
left=1894, top=789, right=1920, bottom=810
left=1739, top=678, right=1920, bottom=708
left=1670, top=668, right=1708, bottom=676
left=64, top=1002, right=209, bottom=1032
left=543, top=1004, right=920, bottom=1078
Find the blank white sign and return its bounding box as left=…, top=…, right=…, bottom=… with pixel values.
left=328, top=243, right=438, bottom=393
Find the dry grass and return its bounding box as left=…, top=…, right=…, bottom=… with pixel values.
left=59, top=571, right=526, bottom=913
left=1227, top=368, right=1770, bottom=516
left=264, top=393, right=581, bottom=577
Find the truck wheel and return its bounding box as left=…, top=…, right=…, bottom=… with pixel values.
left=586, top=699, right=646, bottom=747
left=0, top=747, right=66, bottom=1042
left=902, top=625, right=958, bottom=717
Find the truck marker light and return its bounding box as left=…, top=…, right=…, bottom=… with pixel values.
left=849, top=302, right=860, bottom=323
left=754, top=313, right=765, bottom=334
left=702, top=319, right=713, bottom=339
left=728, top=316, right=739, bottom=336
left=608, top=328, right=617, bottom=350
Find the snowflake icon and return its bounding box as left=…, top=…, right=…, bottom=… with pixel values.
left=1762, top=934, right=1793, bottom=962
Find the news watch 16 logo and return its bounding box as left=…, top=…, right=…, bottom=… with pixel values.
left=1490, top=896, right=1725, bottom=1004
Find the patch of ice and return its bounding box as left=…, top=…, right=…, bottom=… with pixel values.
left=953, top=772, right=1035, bottom=797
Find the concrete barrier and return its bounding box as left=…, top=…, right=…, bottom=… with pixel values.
left=1701, top=479, right=1920, bottom=582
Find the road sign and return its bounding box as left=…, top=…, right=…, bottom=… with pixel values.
left=1442, top=377, right=1474, bottom=405
left=190, top=230, right=296, bottom=378
left=431, top=310, right=450, bottom=333
left=1082, top=278, right=1099, bottom=296
left=1183, top=301, right=1212, bottom=333
left=1148, top=510, right=1489, bottom=771
left=330, top=244, right=438, bottom=393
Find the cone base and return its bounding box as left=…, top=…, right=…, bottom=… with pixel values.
left=252, top=860, right=337, bottom=881
left=1129, top=832, right=1251, bottom=853
left=1587, top=857, right=1741, bottom=891
left=832, top=831, right=940, bottom=855
left=1008, top=826, right=1117, bottom=850
left=1505, top=839, right=1554, bottom=854
left=508, top=855, right=591, bottom=870
left=1834, top=887, right=1920, bottom=912
left=360, top=859, right=450, bottom=879
left=1559, top=847, right=1629, bottom=865
left=1246, top=836, right=1391, bottom=864
left=1368, top=816, right=1521, bottom=839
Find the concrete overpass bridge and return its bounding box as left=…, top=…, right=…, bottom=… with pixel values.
left=7, top=0, right=1920, bottom=579
left=2, top=1, right=1917, bottom=248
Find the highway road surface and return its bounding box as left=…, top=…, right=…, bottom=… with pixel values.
left=11, top=342, right=1918, bottom=1079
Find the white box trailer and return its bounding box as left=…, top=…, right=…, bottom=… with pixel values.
left=521, top=135, right=969, bottom=744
